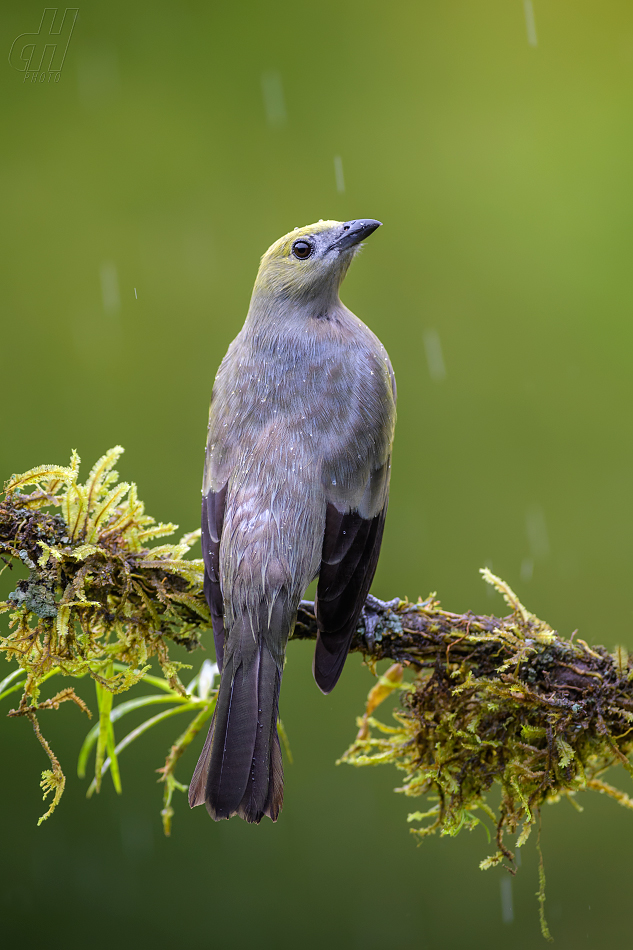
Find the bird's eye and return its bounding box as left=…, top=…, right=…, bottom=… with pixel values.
left=292, top=240, right=313, bottom=260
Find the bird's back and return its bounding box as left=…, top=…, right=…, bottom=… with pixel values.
left=190, top=218, right=395, bottom=822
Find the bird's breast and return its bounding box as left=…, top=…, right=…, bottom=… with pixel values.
left=208, top=329, right=393, bottom=477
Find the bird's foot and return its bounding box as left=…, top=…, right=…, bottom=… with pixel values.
left=362, top=595, right=401, bottom=651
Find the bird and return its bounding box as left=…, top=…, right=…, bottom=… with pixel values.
left=188, top=218, right=397, bottom=823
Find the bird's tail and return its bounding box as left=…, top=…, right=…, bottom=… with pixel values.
left=188, top=602, right=285, bottom=823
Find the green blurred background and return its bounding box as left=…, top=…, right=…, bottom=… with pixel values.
left=2, top=0, right=633, bottom=946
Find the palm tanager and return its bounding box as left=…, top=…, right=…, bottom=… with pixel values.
left=189, top=219, right=396, bottom=822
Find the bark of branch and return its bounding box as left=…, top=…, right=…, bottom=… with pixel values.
left=294, top=592, right=631, bottom=717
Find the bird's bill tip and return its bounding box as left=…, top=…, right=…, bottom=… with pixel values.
left=328, top=219, right=382, bottom=251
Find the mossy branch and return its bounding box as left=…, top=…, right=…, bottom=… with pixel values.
left=2, top=448, right=633, bottom=939
left=297, top=577, right=633, bottom=851
left=0, top=447, right=215, bottom=829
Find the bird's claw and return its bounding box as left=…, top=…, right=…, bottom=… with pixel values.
left=362, top=595, right=401, bottom=651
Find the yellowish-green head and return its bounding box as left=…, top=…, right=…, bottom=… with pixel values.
left=252, top=218, right=382, bottom=305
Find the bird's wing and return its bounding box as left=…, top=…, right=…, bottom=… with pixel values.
left=314, top=457, right=390, bottom=694
left=201, top=484, right=227, bottom=672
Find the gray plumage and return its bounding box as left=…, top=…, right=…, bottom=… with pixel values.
left=188, top=219, right=396, bottom=822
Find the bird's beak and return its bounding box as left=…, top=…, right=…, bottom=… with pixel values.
left=327, top=219, right=382, bottom=252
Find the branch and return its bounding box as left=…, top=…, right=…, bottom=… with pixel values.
left=2, top=448, right=633, bottom=941
left=296, top=574, right=633, bottom=942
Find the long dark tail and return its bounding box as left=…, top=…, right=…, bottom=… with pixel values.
left=188, top=605, right=285, bottom=823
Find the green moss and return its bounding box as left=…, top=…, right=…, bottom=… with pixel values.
left=3, top=448, right=633, bottom=930
left=0, top=447, right=215, bottom=824
left=339, top=572, right=633, bottom=939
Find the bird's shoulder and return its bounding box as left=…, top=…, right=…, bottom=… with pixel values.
left=328, top=307, right=396, bottom=401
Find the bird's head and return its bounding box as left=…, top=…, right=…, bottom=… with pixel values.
left=251, top=219, right=382, bottom=308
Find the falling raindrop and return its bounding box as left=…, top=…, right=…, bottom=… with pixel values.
left=523, top=0, right=538, bottom=47
left=261, top=70, right=287, bottom=128
left=500, top=877, right=514, bottom=924
left=334, top=155, right=345, bottom=193
left=100, top=261, right=120, bottom=315
left=423, top=329, right=447, bottom=381
left=526, top=504, right=550, bottom=559
left=520, top=557, right=534, bottom=582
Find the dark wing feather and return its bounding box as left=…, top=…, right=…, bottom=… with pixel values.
left=314, top=499, right=387, bottom=694
left=201, top=486, right=227, bottom=672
